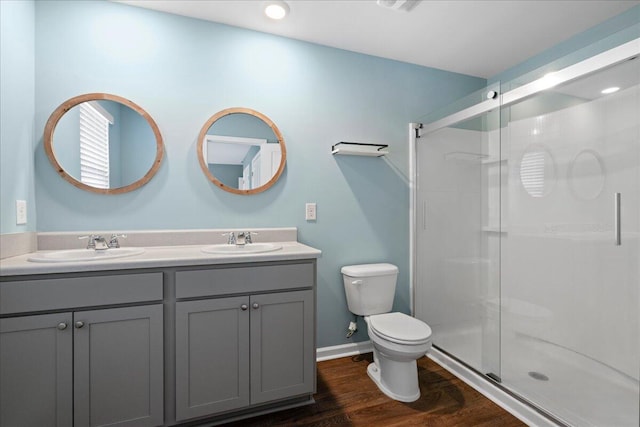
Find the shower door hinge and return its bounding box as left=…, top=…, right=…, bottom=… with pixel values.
left=486, top=372, right=502, bottom=383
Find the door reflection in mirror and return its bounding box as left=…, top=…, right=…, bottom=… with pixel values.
left=198, top=109, right=286, bottom=195
left=204, top=134, right=281, bottom=190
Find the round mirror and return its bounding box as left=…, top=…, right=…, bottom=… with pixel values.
left=44, top=93, right=164, bottom=194
left=197, top=107, right=286, bottom=195
left=519, top=144, right=556, bottom=198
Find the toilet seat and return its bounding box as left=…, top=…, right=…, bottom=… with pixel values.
left=368, top=312, right=432, bottom=345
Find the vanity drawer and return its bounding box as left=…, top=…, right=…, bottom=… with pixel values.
left=0, top=272, right=163, bottom=315
left=176, top=261, right=314, bottom=298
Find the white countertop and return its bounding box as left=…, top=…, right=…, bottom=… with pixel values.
left=0, top=242, right=321, bottom=277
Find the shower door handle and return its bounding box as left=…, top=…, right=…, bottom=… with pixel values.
left=614, top=192, right=621, bottom=246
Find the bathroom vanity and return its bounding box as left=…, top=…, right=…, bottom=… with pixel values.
left=0, top=230, right=320, bottom=427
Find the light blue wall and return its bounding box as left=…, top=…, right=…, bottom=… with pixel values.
left=98, top=100, right=123, bottom=188
left=119, top=103, right=157, bottom=185
left=53, top=107, right=81, bottom=178
left=490, top=5, right=640, bottom=85
left=1, top=0, right=36, bottom=234
left=32, top=0, right=485, bottom=347
left=207, top=113, right=277, bottom=142
left=209, top=164, right=243, bottom=188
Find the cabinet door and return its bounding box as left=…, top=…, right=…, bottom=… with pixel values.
left=0, top=313, right=73, bottom=427
left=175, top=297, right=250, bottom=421
left=250, top=290, right=315, bottom=404
left=73, top=304, right=163, bottom=427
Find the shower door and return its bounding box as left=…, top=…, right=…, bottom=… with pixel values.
left=500, top=56, right=640, bottom=426
left=415, top=84, right=502, bottom=379
left=415, top=43, right=639, bottom=426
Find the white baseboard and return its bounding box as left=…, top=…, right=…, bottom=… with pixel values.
left=428, top=348, right=562, bottom=427
left=316, top=341, right=373, bottom=362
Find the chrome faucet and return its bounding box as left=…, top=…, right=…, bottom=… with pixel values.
left=79, top=234, right=127, bottom=250
left=223, top=231, right=257, bottom=246
left=79, top=234, right=109, bottom=250
left=222, top=232, right=236, bottom=245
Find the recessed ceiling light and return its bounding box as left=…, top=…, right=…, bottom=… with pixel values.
left=264, top=1, right=289, bottom=20
left=601, top=86, right=620, bottom=94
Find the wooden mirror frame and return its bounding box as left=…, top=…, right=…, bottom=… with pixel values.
left=43, top=93, right=164, bottom=195
left=197, top=107, right=287, bottom=195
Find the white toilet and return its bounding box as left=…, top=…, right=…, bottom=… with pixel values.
left=342, top=263, right=432, bottom=402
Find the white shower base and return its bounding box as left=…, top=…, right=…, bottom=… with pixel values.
left=502, top=332, right=639, bottom=427
left=434, top=326, right=639, bottom=427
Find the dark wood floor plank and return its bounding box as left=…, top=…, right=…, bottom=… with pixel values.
left=223, top=353, right=525, bottom=426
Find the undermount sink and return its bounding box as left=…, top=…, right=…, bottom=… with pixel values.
left=201, top=243, right=282, bottom=255
left=28, top=247, right=146, bottom=263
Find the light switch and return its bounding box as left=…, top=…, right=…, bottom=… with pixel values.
left=305, top=203, right=317, bottom=221
left=16, top=200, right=27, bottom=225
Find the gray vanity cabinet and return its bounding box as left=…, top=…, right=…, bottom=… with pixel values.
left=1, top=256, right=318, bottom=427
left=0, top=305, right=163, bottom=427
left=175, top=263, right=316, bottom=423
left=175, top=297, right=251, bottom=421
left=176, top=291, right=315, bottom=421
left=0, top=272, right=164, bottom=427
left=73, top=304, right=164, bottom=427
left=0, top=313, right=73, bottom=427
left=250, top=290, right=315, bottom=405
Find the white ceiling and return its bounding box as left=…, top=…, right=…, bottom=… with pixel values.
left=116, top=0, right=639, bottom=78
left=207, top=142, right=252, bottom=165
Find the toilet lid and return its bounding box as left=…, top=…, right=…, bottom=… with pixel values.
left=369, top=312, right=432, bottom=344
left=341, top=263, right=398, bottom=277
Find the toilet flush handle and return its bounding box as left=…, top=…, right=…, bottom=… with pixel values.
left=351, top=280, right=363, bottom=286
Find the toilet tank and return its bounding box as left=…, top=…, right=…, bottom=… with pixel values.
left=341, top=263, right=398, bottom=316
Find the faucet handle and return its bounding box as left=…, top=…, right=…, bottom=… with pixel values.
left=109, top=234, right=127, bottom=248
left=222, top=232, right=236, bottom=245
left=78, top=234, right=100, bottom=249
left=245, top=231, right=257, bottom=244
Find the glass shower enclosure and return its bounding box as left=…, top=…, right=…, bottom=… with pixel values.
left=414, top=39, right=639, bottom=426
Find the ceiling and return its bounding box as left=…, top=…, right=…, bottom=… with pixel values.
left=116, top=0, right=639, bottom=78
left=208, top=141, right=252, bottom=165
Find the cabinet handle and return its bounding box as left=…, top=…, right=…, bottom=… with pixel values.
left=75, top=321, right=85, bottom=329
left=252, top=303, right=259, bottom=309
left=241, top=304, right=248, bottom=311
left=57, top=322, right=68, bottom=330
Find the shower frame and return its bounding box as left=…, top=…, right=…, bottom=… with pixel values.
left=409, top=37, right=640, bottom=426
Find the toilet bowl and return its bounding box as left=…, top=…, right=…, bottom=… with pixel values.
left=365, top=313, right=432, bottom=402
left=342, top=263, right=432, bottom=402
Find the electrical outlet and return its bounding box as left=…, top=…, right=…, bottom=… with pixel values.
left=305, top=203, right=317, bottom=221
left=16, top=200, right=27, bottom=225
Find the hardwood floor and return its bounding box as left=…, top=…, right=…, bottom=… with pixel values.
left=224, top=353, right=526, bottom=426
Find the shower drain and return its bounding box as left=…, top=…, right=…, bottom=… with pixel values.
left=528, top=371, right=549, bottom=381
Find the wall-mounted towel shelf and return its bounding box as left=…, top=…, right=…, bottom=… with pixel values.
left=331, top=142, right=389, bottom=157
